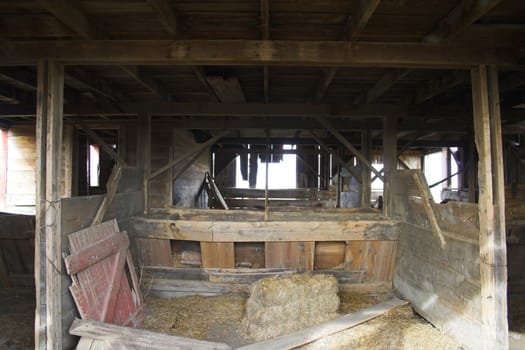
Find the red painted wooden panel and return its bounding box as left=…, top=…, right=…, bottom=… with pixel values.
left=65, top=219, right=144, bottom=327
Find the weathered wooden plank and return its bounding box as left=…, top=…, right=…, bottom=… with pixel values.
left=5, top=40, right=516, bottom=67
left=70, top=318, right=231, bottom=350
left=314, top=242, right=345, bottom=270
left=237, top=297, right=408, bottom=350
left=200, top=242, right=235, bottom=268
left=64, top=233, right=129, bottom=275
left=412, top=172, right=446, bottom=247
left=265, top=241, right=314, bottom=270
left=344, top=241, right=367, bottom=271
left=124, top=217, right=402, bottom=242
left=132, top=238, right=172, bottom=267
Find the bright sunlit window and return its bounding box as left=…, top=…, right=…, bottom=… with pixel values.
left=235, top=144, right=297, bottom=189
left=89, top=144, right=100, bottom=187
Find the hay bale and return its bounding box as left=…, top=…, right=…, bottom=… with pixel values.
left=241, top=273, right=339, bottom=341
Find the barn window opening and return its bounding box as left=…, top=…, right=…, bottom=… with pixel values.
left=235, top=144, right=297, bottom=189
left=88, top=144, right=100, bottom=187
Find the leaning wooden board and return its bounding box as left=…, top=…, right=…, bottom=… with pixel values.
left=64, top=220, right=144, bottom=327
left=237, top=297, right=408, bottom=350
left=70, top=319, right=231, bottom=350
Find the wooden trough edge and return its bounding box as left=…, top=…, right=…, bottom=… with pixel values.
left=70, top=318, right=232, bottom=350
left=236, top=297, right=408, bottom=350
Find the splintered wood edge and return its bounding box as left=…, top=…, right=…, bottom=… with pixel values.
left=237, top=297, right=409, bottom=350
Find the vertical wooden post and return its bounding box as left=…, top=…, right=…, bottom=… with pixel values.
left=360, top=129, right=371, bottom=207
left=35, top=60, right=64, bottom=350
left=0, top=128, right=7, bottom=208
left=264, top=129, right=270, bottom=221
left=137, top=113, right=151, bottom=214
left=471, top=64, right=508, bottom=350
left=383, top=117, right=397, bottom=216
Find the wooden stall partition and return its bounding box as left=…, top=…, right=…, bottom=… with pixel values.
left=392, top=169, right=483, bottom=349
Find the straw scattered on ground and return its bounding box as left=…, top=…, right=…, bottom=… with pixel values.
left=142, top=291, right=464, bottom=349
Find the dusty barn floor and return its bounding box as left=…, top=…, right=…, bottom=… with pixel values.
left=0, top=288, right=35, bottom=350
left=142, top=292, right=463, bottom=349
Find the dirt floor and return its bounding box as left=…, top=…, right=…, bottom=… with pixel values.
left=0, top=288, right=35, bottom=350
left=142, top=292, right=464, bottom=349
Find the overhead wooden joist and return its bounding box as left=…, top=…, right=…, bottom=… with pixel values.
left=2, top=40, right=516, bottom=67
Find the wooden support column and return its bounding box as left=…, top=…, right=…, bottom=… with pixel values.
left=360, top=129, right=371, bottom=207
left=137, top=113, right=151, bottom=215
left=383, top=117, right=397, bottom=217
left=471, top=65, right=508, bottom=350
left=35, top=60, right=64, bottom=350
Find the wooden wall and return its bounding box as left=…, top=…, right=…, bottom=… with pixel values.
left=0, top=213, right=35, bottom=288
left=391, top=170, right=482, bottom=350
left=6, top=124, right=73, bottom=209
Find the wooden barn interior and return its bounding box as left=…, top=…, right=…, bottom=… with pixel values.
left=0, top=0, right=524, bottom=349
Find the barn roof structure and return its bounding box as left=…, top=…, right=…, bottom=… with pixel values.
left=0, top=1, right=523, bottom=349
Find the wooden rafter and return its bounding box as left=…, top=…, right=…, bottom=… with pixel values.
left=356, top=69, right=411, bottom=104
left=342, top=0, right=382, bottom=41
left=66, top=67, right=131, bottom=102
left=424, top=0, right=504, bottom=43
left=120, top=66, right=172, bottom=101
left=415, top=70, right=468, bottom=104
left=38, top=0, right=171, bottom=102
left=192, top=67, right=220, bottom=102
left=146, top=0, right=179, bottom=37
left=0, top=68, right=36, bottom=91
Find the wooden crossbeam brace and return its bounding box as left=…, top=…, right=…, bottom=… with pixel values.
left=76, top=122, right=126, bottom=165
left=149, top=130, right=230, bottom=180
left=309, top=131, right=362, bottom=184
left=91, top=164, right=122, bottom=226
left=315, top=116, right=384, bottom=181
left=412, top=172, right=446, bottom=247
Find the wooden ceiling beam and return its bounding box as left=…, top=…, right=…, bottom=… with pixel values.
left=0, top=84, right=26, bottom=104
left=356, top=68, right=411, bottom=104
left=415, top=70, right=469, bottom=104
left=120, top=66, right=172, bottom=101
left=3, top=40, right=516, bottom=67
left=35, top=0, right=106, bottom=40
left=0, top=102, right=474, bottom=118
left=147, top=0, right=179, bottom=37
left=424, top=0, right=504, bottom=43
